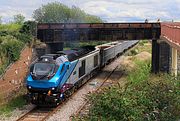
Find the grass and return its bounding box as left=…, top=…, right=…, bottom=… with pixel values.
left=0, top=96, right=27, bottom=116
left=83, top=60, right=180, bottom=121
left=76, top=40, right=180, bottom=121
left=0, top=87, right=27, bottom=117
left=127, top=40, right=151, bottom=56
left=127, top=59, right=151, bottom=85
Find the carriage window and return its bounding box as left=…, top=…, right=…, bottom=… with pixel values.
left=79, top=60, right=86, bottom=78
left=60, top=64, right=65, bottom=74
left=94, top=55, right=98, bottom=67
left=73, top=71, right=76, bottom=75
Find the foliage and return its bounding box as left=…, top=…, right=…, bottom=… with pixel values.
left=139, top=40, right=149, bottom=46
left=0, top=35, right=24, bottom=62
left=20, top=21, right=37, bottom=36
left=0, top=95, right=27, bottom=117
left=86, top=60, right=180, bottom=121
left=0, top=16, right=2, bottom=24
left=0, top=20, right=34, bottom=75
left=0, top=23, right=22, bottom=32
left=11, top=32, right=32, bottom=43
left=33, top=2, right=103, bottom=23
left=127, top=40, right=151, bottom=56
left=13, top=14, right=25, bottom=24
left=127, top=60, right=151, bottom=85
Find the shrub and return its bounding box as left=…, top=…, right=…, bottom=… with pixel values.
left=0, top=22, right=32, bottom=75
left=11, top=32, right=32, bottom=43
left=0, top=23, right=22, bottom=32
left=0, top=35, right=24, bottom=62
left=86, top=60, right=180, bottom=121
left=127, top=60, right=151, bottom=85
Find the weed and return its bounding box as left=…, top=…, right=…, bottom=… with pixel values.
left=85, top=60, right=180, bottom=121
left=0, top=95, right=27, bottom=117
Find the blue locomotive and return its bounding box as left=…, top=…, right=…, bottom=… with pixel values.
left=26, top=41, right=138, bottom=106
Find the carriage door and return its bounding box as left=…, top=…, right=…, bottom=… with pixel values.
left=79, top=60, right=86, bottom=78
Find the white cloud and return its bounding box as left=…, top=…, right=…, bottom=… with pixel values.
left=0, top=0, right=179, bottom=23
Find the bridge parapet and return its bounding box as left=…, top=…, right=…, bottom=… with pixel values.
left=161, top=22, right=180, bottom=45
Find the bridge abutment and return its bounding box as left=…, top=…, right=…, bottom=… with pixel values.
left=152, top=39, right=160, bottom=73
left=152, top=40, right=171, bottom=73
left=153, top=39, right=180, bottom=77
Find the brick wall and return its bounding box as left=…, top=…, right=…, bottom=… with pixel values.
left=0, top=46, right=33, bottom=104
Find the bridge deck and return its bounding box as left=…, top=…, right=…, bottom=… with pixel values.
left=37, top=23, right=160, bottom=43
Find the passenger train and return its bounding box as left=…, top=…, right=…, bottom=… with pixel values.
left=26, top=40, right=138, bottom=106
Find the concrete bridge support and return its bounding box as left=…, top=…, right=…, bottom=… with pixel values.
left=152, top=39, right=179, bottom=76
left=171, top=47, right=178, bottom=76
left=152, top=40, right=171, bottom=73
left=152, top=39, right=160, bottom=73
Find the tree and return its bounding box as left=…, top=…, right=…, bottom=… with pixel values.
left=13, top=14, right=25, bottom=24
left=33, top=2, right=71, bottom=23
left=33, top=2, right=103, bottom=23
left=0, top=16, right=2, bottom=24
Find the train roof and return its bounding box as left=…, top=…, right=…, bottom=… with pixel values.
left=57, top=46, right=95, bottom=61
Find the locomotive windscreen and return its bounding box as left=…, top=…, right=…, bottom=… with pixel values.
left=33, top=63, right=55, bottom=76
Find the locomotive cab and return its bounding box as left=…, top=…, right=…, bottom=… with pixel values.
left=26, top=54, right=70, bottom=105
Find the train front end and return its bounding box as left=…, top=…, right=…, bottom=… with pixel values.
left=26, top=54, right=70, bottom=106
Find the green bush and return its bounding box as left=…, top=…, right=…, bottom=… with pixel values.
left=127, top=60, right=151, bottom=85
left=0, top=35, right=24, bottom=62
left=128, top=49, right=138, bottom=56
left=139, top=40, right=149, bottom=46
left=86, top=60, right=180, bottom=121
left=11, top=32, right=32, bottom=43
left=0, top=24, right=22, bottom=32
left=0, top=22, right=33, bottom=75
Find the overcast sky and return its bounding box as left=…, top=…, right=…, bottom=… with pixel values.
left=0, top=0, right=180, bottom=23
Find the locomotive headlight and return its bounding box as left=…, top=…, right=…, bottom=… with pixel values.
left=28, top=86, right=31, bottom=89
left=60, top=94, right=63, bottom=98
left=51, top=87, right=55, bottom=90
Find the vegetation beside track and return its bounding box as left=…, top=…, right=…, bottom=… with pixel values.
left=0, top=87, right=27, bottom=117
left=77, top=40, right=180, bottom=121
left=0, top=22, right=34, bottom=75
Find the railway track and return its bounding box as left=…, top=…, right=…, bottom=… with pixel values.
left=16, top=65, right=120, bottom=121
left=17, top=106, right=53, bottom=121
left=16, top=84, right=86, bottom=121
left=16, top=42, right=135, bottom=121
left=73, top=64, right=124, bottom=118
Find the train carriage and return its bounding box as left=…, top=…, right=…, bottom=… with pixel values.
left=26, top=40, right=138, bottom=106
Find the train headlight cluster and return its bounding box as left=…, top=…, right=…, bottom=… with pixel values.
left=28, top=86, right=31, bottom=89
left=51, top=87, right=55, bottom=90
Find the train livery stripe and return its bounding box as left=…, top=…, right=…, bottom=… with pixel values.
left=58, top=60, right=79, bottom=88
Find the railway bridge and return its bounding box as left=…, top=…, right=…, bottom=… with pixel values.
left=36, top=22, right=180, bottom=76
